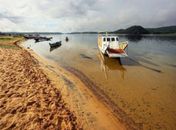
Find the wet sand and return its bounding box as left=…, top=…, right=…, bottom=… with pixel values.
left=0, top=36, right=127, bottom=130
left=0, top=37, right=81, bottom=129
left=21, top=46, right=127, bottom=129
left=64, top=66, right=141, bottom=130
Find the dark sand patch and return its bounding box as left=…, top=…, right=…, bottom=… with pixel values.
left=80, top=54, right=93, bottom=60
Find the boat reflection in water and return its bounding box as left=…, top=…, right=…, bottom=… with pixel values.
left=97, top=51, right=126, bottom=79
left=49, top=44, right=62, bottom=52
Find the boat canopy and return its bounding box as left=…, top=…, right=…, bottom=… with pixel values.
left=99, top=34, right=119, bottom=42
left=102, top=37, right=119, bottom=42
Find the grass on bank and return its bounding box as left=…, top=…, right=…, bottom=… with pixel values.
left=0, top=44, right=19, bottom=49
left=0, top=36, right=24, bottom=49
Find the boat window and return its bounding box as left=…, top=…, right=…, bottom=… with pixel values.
left=103, top=38, right=106, bottom=41
left=111, top=38, right=115, bottom=41
left=107, top=38, right=110, bottom=42
left=116, top=37, right=119, bottom=41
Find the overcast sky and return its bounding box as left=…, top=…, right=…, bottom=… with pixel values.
left=0, top=0, right=176, bottom=32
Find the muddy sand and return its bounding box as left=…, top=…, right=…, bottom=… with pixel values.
left=0, top=38, right=81, bottom=130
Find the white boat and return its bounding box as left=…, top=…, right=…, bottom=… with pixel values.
left=98, top=34, right=128, bottom=58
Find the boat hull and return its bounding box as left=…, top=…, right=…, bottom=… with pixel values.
left=49, top=41, right=62, bottom=48
left=106, top=50, right=128, bottom=58
left=98, top=46, right=128, bottom=58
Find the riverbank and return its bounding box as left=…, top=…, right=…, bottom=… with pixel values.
left=0, top=36, right=127, bottom=130
left=22, top=41, right=127, bottom=130
left=0, top=37, right=81, bottom=129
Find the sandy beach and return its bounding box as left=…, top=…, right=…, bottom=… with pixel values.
left=0, top=37, right=81, bottom=130
left=23, top=43, right=127, bottom=129
left=0, top=36, right=128, bottom=130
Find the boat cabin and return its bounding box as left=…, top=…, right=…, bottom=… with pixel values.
left=102, top=35, right=120, bottom=49
left=98, top=34, right=128, bottom=58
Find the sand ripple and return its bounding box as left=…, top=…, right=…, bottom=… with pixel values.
left=0, top=48, right=81, bottom=130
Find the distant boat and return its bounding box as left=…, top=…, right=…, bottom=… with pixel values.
left=98, top=34, right=128, bottom=58
left=49, top=41, right=62, bottom=48
left=35, top=37, right=52, bottom=43
left=65, top=37, right=69, bottom=42
left=24, top=34, right=39, bottom=39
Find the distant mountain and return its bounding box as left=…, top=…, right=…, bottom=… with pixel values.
left=1, top=25, right=176, bottom=35
left=114, top=25, right=176, bottom=35
left=146, top=26, right=176, bottom=34
left=114, top=26, right=149, bottom=34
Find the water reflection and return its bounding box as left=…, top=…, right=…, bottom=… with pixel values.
left=50, top=46, right=60, bottom=52
left=121, top=57, right=162, bottom=73
left=49, top=44, right=62, bottom=52
left=23, top=34, right=176, bottom=130
left=125, top=35, right=143, bottom=42
left=97, top=51, right=126, bottom=79
left=123, top=34, right=176, bottom=43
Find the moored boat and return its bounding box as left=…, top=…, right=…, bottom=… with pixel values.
left=35, top=37, right=52, bottom=43
left=98, top=34, right=128, bottom=58
left=49, top=41, right=62, bottom=48
left=65, top=37, right=69, bottom=42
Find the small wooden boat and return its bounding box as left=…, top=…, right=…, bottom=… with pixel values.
left=65, top=37, right=69, bottom=42
left=98, top=34, right=128, bottom=58
left=35, top=37, right=52, bottom=43
left=45, top=37, right=52, bottom=41
left=49, top=41, right=62, bottom=48
left=24, top=34, right=39, bottom=39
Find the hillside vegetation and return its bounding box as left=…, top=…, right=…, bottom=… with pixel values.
left=114, top=25, right=176, bottom=35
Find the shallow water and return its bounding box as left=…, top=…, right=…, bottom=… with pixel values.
left=23, top=34, right=176, bottom=130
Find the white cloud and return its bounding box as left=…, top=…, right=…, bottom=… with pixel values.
left=0, top=18, right=19, bottom=32
left=0, top=0, right=176, bottom=32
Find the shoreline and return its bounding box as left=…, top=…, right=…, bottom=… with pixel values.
left=64, top=66, right=142, bottom=130
left=0, top=37, right=81, bottom=129
left=20, top=41, right=128, bottom=129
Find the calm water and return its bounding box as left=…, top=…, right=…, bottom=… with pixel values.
left=23, top=34, right=176, bottom=130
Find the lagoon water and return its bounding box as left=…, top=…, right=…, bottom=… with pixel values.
left=23, top=34, right=176, bottom=130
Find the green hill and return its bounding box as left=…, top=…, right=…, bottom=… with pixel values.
left=114, top=25, right=149, bottom=34
left=114, top=25, right=176, bottom=34
left=146, top=26, right=176, bottom=34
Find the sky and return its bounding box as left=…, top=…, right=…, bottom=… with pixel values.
left=0, top=0, right=176, bottom=32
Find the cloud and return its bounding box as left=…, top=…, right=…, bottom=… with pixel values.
left=0, top=0, right=176, bottom=32
left=0, top=13, right=23, bottom=23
